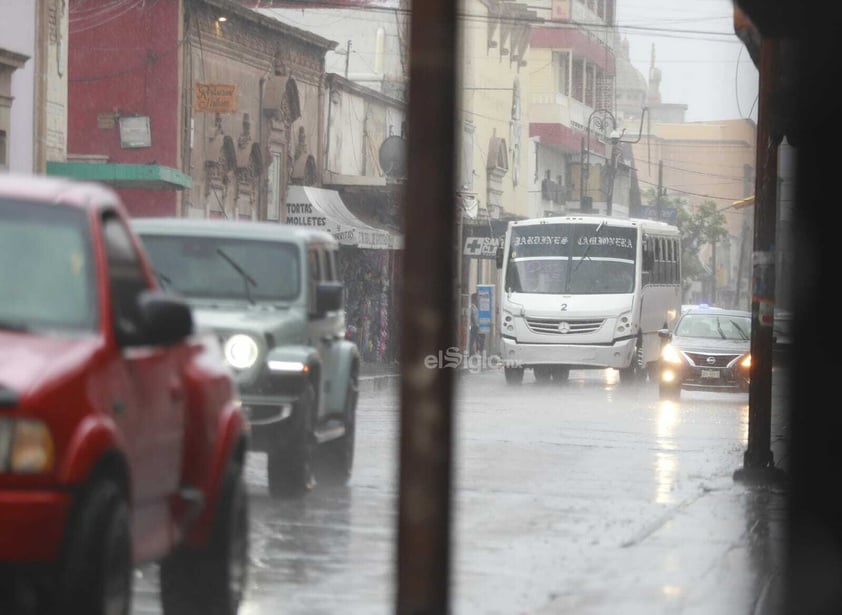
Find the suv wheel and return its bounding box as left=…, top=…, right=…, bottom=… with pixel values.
left=60, top=481, right=132, bottom=615
left=160, top=464, right=249, bottom=615
left=318, top=363, right=358, bottom=486
left=267, top=381, right=317, bottom=498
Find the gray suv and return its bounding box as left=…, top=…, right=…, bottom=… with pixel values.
left=133, top=218, right=360, bottom=497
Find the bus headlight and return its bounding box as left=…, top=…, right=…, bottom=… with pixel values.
left=502, top=310, right=516, bottom=332
left=661, top=343, right=684, bottom=365
left=616, top=312, right=632, bottom=335
left=224, top=334, right=260, bottom=370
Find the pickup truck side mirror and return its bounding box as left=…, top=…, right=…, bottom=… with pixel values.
left=315, top=281, right=344, bottom=315
left=657, top=327, right=671, bottom=340
left=138, top=289, right=194, bottom=346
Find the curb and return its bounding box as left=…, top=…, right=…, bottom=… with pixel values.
left=358, top=374, right=400, bottom=393
left=358, top=367, right=503, bottom=393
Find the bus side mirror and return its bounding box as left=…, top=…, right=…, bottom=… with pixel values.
left=496, top=246, right=504, bottom=269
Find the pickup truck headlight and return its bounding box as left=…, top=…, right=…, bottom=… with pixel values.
left=0, top=418, right=55, bottom=474
left=223, top=334, right=260, bottom=370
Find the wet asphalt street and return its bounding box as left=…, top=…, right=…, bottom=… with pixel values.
left=132, top=366, right=788, bottom=615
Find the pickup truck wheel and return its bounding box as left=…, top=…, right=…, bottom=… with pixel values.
left=60, top=481, right=132, bottom=615
left=267, top=381, right=316, bottom=498
left=319, top=363, right=358, bottom=486
left=160, top=465, right=249, bottom=615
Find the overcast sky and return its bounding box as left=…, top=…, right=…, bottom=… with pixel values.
left=615, top=0, right=759, bottom=123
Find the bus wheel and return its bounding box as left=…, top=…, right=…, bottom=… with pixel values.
left=504, top=366, right=524, bottom=385
left=619, top=342, right=646, bottom=384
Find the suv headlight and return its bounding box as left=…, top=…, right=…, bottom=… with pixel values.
left=0, top=418, right=55, bottom=474
left=223, top=334, right=260, bottom=370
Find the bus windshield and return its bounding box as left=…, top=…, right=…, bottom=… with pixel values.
left=505, top=223, right=636, bottom=295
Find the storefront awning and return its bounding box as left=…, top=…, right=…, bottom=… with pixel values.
left=285, top=186, right=402, bottom=250
left=46, top=161, right=192, bottom=190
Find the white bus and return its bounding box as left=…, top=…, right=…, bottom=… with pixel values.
left=497, top=215, right=682, bottom=385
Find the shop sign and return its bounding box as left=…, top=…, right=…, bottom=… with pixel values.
left=464, top=236, right=503, bottom=259
left=193, top=83, right=238, bottom=113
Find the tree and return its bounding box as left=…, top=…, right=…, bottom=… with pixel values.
left=641, top=189, right=728, bottom=301
left=675, top=200, right=728, bottom=301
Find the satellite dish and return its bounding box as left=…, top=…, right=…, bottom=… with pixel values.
left=378, top=135, right=407, bottom=178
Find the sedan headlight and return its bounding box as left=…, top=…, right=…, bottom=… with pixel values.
left=661, top=343, right=684, bottom=365
left=0, top=418, right=55, bottom=474
left=223, top=334, right=260, bottom=370
left=740, top=354, right=751, bottom=369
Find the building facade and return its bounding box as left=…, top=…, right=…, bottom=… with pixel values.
left=457, top=0, right=535, bottom=352
left=632, top=119, right=757, bottom=307
left=1, top=0, right=68, bottom=173
left=527, top=0, right=628, bottom=219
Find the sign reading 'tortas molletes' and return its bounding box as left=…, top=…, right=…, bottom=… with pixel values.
left=193, top=83, right=238, bottom=113
left=285, top=201, right=327, bottom=227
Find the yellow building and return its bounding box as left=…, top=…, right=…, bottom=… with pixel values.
left=632, top=119, right=757, bottom=307
left=457, top=0, right=535, bottom=351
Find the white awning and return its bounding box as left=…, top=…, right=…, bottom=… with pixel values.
left=285, top=186, right=402, bottom=250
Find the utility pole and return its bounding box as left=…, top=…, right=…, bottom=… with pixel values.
left=397, top=0, right=456, bottom=612
left=735, top=36, right=783, bottom=481
left=344, top=40, right=351, bottom=79
left=655, top=159, right=663, bottom=221
left=579, top=136, right=588, bottom=209
left=711, top=241, right=717, bottom=304
left=605, top=138, right=618, bottom=216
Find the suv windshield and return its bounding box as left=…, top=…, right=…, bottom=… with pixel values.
left=0, top=198, right=97, bottom=334
left=140, top=234, right=301, bottom=303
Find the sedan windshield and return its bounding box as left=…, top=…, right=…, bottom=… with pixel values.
left=0, top=198, right=97, bottom=334
left=675, top=314, right=751, bottom=340
left=139, top=234, right=301, bottom=303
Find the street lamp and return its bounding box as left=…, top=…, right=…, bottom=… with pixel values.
left=580, top=109, right=618, bottom=214
left=605, top=128, right=622, bottom=216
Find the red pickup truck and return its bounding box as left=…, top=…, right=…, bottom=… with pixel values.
left=0, top=174, right=249, bottom=615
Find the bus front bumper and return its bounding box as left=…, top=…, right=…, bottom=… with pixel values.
left=499, top=336, right=636, bottom=369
